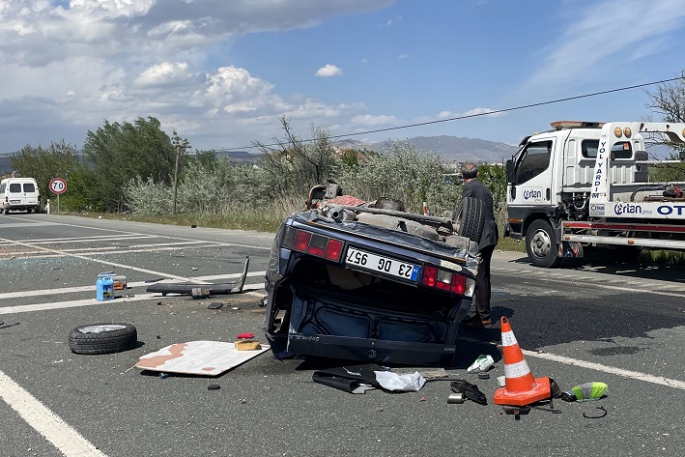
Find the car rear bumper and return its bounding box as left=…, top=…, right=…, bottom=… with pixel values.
left=287, top=333, right=457, bottom=366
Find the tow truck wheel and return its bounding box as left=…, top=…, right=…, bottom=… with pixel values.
left=526, top=219, right=559, bottom=268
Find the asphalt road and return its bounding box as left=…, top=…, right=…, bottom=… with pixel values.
left=1, top=213, right=684, bottom=457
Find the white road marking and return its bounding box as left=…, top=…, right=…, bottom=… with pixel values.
left=0, top=271, right=267, bottom=301
left=3, top=241, right=221, bottom=259
left=0, top=222, right=62, bottom=229
left=492, top=266, right=685, bottom=298
left=0, top=219, right=271, bottom=455
left=0, top=283, right=265, bottom=315
left=524, top=349, right=685, bottom=390
left=0, top=236, right=209, bottom=282
left=0, top=234, right=153, bottom=245
left=0, top=370, right=108, bottom=457
left=17, top=234, right=156, bottom=244
left=4, top=217, right=274, bottom=250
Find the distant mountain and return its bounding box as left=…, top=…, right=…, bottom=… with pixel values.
left=0, top=136, right=517, bottom=173
left=213, top=150, right=263, bottom=163
left=332, top=135, right=517, bottom=163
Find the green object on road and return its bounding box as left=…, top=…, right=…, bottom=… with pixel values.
left=562, top=382, right=608, bottom=402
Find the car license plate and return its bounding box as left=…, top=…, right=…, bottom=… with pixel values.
left=345, top=247, right=420, bottom=282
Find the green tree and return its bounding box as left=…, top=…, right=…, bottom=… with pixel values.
left=336, top=141, right=458, bottom=214
left=254, top=117, right=337, bottom=205
left=645, top=72, right=685, bottom=180
left=82, top=117, right=184, bottom=212
left=476, top=162, right=507, bottom=226
left=190, top=150, right=221, bottom=172
left=10, top=140, right=81, bottom=204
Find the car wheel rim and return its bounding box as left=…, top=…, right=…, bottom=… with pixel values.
left=530, top=229, right=552, bottom=259
left=78, top=324, right=128, bottom=334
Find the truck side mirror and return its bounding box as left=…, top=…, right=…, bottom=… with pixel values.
left=505, top=160, right=515, bottom=184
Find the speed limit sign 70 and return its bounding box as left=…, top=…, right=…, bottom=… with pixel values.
left=50, top=178, right=67, bottom=194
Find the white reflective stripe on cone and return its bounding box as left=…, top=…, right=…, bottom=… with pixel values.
left=501, top=330, right=517, bottom=347
left=503, top=360, right=531, bottom=379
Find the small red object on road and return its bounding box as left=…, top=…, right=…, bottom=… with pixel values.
left=237, top=333, right=254, bottom=339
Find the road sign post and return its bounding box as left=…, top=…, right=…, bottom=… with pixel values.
left=49, top=178, right=67, bottom=215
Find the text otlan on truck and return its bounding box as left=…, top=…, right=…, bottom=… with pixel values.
left=504, top=121, right=685, bottom=267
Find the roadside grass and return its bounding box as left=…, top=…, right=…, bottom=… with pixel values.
left=495, top=236, right=525, bottom=253
left=76, top=210, right=287, bottom=233
left=646, top=249, right=685, bottom=266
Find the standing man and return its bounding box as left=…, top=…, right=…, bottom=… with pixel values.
left=460, top=163, right=499, bottom=329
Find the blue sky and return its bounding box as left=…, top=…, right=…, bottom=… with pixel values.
left=1, top=0, right=685, bottom=154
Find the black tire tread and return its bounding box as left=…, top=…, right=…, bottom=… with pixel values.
left=456, top=197, right=486, bottom=243
left=68, top=323, right=137, bottom=355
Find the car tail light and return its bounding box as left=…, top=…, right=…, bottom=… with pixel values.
left=422, top=264, right=468, bottom=296
left=422, top=265, right=437, bottom=287
left=450, top=274, right=466, bottom=295
left=282, top=226, right=344, bottom=262
left=325, top=239, right=343, bottom=260
left=293, top=231, right=311, bottom=252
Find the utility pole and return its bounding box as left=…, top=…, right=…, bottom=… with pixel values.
left=172, top=144, right=180, bottom=216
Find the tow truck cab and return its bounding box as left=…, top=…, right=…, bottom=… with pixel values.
left=503, top=121, right=685, bottom=267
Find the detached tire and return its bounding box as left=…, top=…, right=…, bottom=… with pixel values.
left=525, top=219, right=560, bottom=268
left=455, top=197, right=485, bottom=243
left=68, top=323, right=137, bottom=355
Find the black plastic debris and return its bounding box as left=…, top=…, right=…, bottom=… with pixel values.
left=583, top=406, right=608, bottom=419
left=312, top=363, right=386, bottom=394
left=450, top=379, right=487, bottom=405
left=147, top=257, right=249, bottom=297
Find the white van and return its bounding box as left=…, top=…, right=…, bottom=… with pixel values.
left=0, top=177, right=41, bottom=214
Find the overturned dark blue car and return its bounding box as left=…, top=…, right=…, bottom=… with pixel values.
left=264, top=183, right=481, bottom=366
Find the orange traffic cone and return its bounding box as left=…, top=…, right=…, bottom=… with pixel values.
left=493, top=317, right=551, bottom=406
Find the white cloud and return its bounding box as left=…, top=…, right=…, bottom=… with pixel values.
left=0, top=0, right=393, bottom=151
left=437, top=108, right=502, bottom=120
left=522, top=0, right=685, bottom=93
left=351, top=114, right=398, bottom=126
left=385, top=15, right=402, bottom=27
left=397, top=54, right=408, bottom=59
left=192, top=66, right=279, bottom=113
left=134, top=62, right=195, bottom=88
left=315, top=64, right=343, bottom=77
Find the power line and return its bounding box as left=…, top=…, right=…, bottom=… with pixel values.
left=223, top=76, right=682, bottom=151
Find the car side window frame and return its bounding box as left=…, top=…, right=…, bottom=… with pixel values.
left=514, top=140, right=553, bottom=185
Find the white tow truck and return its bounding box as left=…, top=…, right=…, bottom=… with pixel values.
left=504, top=121, right=685, bottom=267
